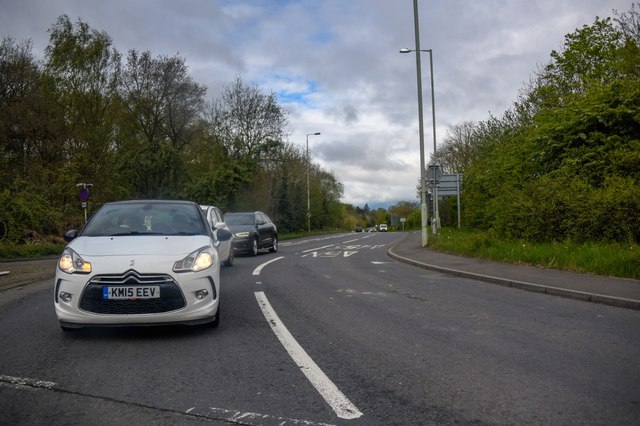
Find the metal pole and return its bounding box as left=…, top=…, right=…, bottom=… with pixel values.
left=306, top=132, right=320, bottom=233
left=306, top=135, right=310, bottom=233
left=426, top=49, right=439, bottom=234
left=412, top=0, right=428, bottom=247
left=456, top=174, right=461, bottom=229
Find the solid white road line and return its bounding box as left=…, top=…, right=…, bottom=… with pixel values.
left=252, top=256, right=285, bottom=276
left=0, top=375, right=56, bottom=389
left=254, top=291, right=363, bottom=420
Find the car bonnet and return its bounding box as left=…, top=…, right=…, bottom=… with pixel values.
left=68, top=235, right=213, bottom=256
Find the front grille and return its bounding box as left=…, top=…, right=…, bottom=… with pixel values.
left=79, top=269, right=185, bottom=314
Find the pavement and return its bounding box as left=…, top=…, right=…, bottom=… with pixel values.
left=388, top=231, right=640, bottom=311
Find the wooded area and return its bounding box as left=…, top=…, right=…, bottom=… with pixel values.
left=432, top=6, right=640, bottom=243
left=1, top=6, right=639, bottom=246
left=0, top=15, right=351, bottom=242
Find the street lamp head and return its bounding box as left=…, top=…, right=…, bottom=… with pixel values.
left=400, top=48, right=433, bottom=53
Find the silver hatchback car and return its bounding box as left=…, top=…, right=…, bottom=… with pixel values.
left=54, top=200, right=232, bottom=331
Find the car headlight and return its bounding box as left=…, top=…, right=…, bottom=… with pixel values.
left=58, top=248, right=92, bottom=274
left=173, top=246, right=215, bottom=272
left=234, top=231, right=249, bottom=238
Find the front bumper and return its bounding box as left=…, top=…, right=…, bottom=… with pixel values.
left=54, top=268, right=219, bottom=328
left=232, top=237, right=251, bottom=252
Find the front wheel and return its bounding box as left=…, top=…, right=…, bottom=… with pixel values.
left=269, top=235, right=278, bottom=253
left=250, top=237, right=258, bottom=256
left=223, top=247, right=234, bottom=266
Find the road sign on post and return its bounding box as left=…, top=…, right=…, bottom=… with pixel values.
left=436, top=174, right=463, bottom=228
left=76, top=182, right=94, bottom=224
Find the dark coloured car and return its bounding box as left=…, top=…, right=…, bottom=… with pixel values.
left=224, top=211, right=278, bottom=256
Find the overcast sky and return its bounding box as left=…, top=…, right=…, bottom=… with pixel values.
left=0, top=0, right=632, bottom=207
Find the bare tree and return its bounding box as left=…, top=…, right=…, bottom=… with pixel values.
left=431, top=120, right=478, bottom=173
left=211, top=76, right=288, bottom=163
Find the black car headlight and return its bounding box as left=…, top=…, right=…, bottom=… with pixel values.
left=173, top=246, right=215, bottom=272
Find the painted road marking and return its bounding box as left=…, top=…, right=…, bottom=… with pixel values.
left=254, top=291, right=363, bottom=420
left=252, top=256, right=285, bottom=276
left=0, top=375, right=330, bottom=425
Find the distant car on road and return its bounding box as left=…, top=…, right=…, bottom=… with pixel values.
left=355, top=226, right=363, bottom=232
left=379, top=224, right=388, bottom=232
left=224, top=211, right=278, bottom=256
left=200, top=205, right=234, bottom=266
left=54, top=199, right=232, bottom=331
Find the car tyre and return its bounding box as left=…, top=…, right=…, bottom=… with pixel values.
left=269, top=235, right=278, bottom=253
left=223, top=248, right=234, bottom=266
left=250, top=237, right=258, bottom=256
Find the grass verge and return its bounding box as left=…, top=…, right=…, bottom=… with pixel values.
left=429, top=228, right=640, bottom=279
left=0, top=241, right=66, bottom=259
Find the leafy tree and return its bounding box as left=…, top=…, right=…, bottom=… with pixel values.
left=462, top=7, right=640, bottom=243
left=118, top=50, right=206, bottom=198
left=44, top=15, right=122, bottom=206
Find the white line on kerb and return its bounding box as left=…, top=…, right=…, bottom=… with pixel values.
left=252, top=256, right=285, bottom=276
left=254, top=291, right=363, bottom=420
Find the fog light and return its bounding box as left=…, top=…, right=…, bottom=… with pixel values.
left=195, top=289, right=209, bottom=300
left=59, top=292, right=72, bottom=303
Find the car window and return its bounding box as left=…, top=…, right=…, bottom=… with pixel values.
left=213, top=208, right=223, bottom=224
left=225, top=213, right=255, bottom=226
left=82, top=203, right=206, bottom=236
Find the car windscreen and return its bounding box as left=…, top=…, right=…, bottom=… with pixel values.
left=224, top=213, right=255, bottom=226
left=81, top=203, right=207, bottom=236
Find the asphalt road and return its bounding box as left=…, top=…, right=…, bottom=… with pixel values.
left=1, top=232, right=639, bottom=425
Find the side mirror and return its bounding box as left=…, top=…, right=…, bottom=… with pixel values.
left=217, top=229, right=232, bottom=242
left=64, top=229, right=78, bottom=242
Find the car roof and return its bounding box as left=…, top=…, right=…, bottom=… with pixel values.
left=104, top=199, right=197, bottom=206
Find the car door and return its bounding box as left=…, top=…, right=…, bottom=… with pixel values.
left=212, top=207, right=232, bottom=260
left=256, top=213, right=272, bottom=247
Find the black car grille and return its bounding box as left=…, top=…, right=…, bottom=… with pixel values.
left=79, top=270, right=186, bottom=315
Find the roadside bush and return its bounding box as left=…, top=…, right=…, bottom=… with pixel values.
left=0, top=184, right=64, bottom=244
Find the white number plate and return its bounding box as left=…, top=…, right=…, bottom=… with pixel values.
left=103, top=286, right=160, bottom=300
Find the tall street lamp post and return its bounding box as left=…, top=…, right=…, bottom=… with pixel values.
left=399, top=0, right=431, bottom=246
left=400, top=4, right=439, bottom=240
left=306, top=132, right=321, bottom=233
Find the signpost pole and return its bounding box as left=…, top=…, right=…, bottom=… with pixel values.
left=76, top=182, right=94, bottom=224
left=456, top=174, right=461, bottom=229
